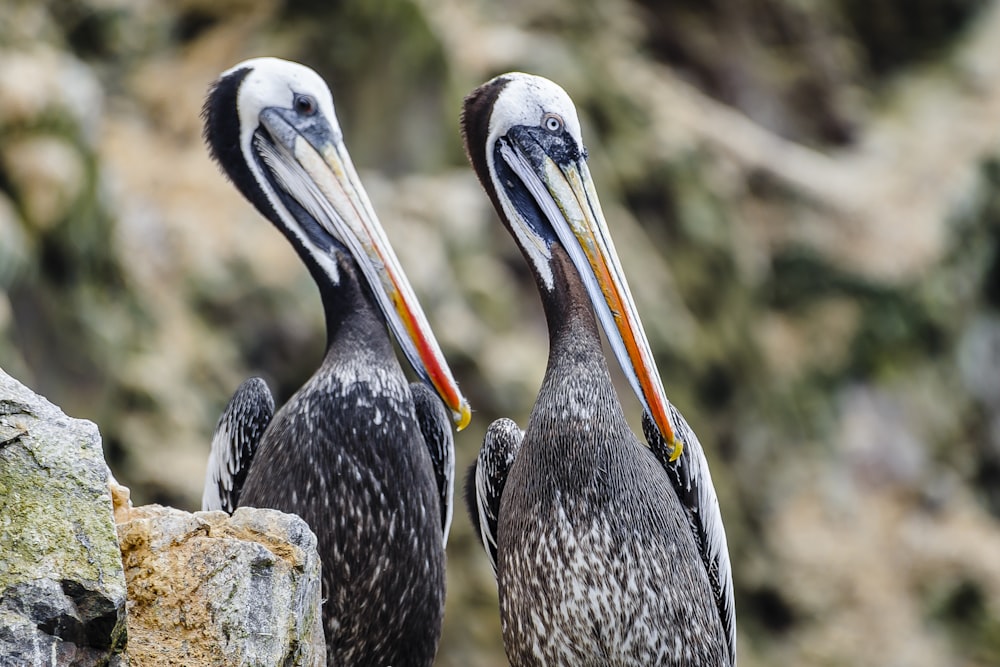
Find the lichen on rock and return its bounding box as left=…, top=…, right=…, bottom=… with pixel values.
left=0, top=367, right=127, bottom=666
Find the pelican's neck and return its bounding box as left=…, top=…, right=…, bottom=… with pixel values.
left=526, top=244, right=633, bottom=471
left=535, top=247, right=624, bottom=419
left=315, top=255, right=396, bottom=365
left=540, top=247, right=606, bottom=372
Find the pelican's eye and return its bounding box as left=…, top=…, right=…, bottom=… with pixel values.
left=542, top=113, right=563, bottom=133
left=294, top=93, right=318, bottom=116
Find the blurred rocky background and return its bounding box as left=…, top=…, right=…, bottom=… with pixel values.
left=1, top=0, right=999, bottom=664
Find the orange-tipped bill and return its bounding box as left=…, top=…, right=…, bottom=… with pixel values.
left=497, top=135, right=678, bottom=457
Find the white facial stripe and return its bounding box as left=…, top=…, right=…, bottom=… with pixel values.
left=253, top=132, right=342, bottom=283
left=228, top=57, right=348, bottom=284
left=480, top=73, right=590, bottom=289
left=493, top=139, right=563, bottom=290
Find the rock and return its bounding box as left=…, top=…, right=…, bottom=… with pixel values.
left=116, top=504, right=325, bottom=667
left=0, top=367, right=127, bottom=666
left=0, top=370, right=324, bottom=666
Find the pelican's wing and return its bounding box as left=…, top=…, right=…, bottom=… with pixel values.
left=202, top=377, right=275, bottom=513
left=465, top=418, right=523, bottom=577
left=643, top=408, right=736, bottom=666
left=411, top=382, right=456, bottom=546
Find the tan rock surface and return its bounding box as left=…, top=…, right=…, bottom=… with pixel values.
left=117, top=504, right=324, bottom=667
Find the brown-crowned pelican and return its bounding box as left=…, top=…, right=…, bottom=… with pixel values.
left=462, top=72, right=735, bottom=666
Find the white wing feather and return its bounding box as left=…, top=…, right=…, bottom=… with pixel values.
left=472, top=418, right=523, bottom=576
left=202, top=377, right=275, bottom=513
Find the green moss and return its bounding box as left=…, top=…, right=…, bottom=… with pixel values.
left=0, top=408, right=127, bottom=663
left=0, top=421, right=123, bottom=589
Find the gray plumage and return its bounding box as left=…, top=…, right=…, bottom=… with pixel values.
left=493, top=255, right=727, bottom=666
left=644, top=408, right=736, bottom=654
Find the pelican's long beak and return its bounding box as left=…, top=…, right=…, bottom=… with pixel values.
left=499, top=136, right=679, bottom=458
left=256, top=106, right=471, bottom=430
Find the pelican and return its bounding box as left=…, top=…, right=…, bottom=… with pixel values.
left=200, top=57, right=470, bottom=666
left=461, top=73, right=736, bottom=665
